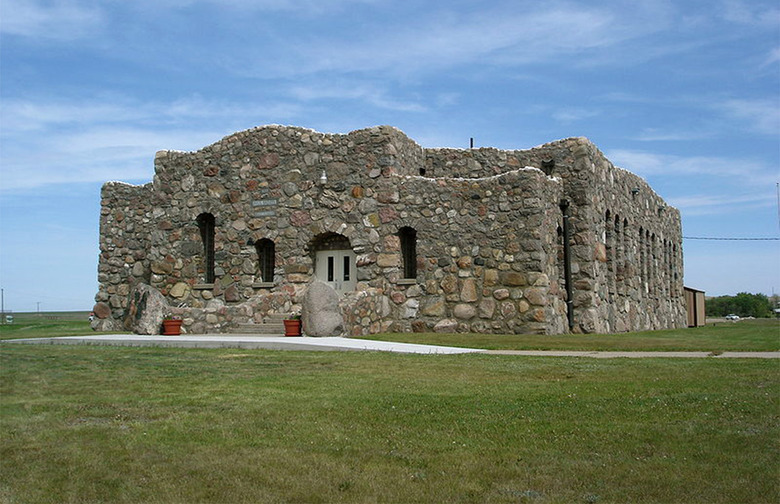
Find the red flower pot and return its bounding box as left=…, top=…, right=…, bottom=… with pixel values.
left=283, top=319, right=302, bottom=337
left=162, top=319, right=183, bottom=335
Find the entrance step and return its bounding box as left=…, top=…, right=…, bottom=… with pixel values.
left=232, top=314, right=289, bottom=335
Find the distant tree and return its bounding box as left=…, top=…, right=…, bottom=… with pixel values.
left=706, top=292, right=773, bottom=318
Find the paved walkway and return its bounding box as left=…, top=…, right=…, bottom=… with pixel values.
left=3, top=334, right=483, bottom=354
left=3, top=334, right=779, bottom=358
left=484, top=350, right=780, bottom=358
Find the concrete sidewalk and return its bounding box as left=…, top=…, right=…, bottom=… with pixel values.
left=2, top=334, right=484, bottom=354
left=485, top=350, right=780, bottom=358
left=3, top=334, right=779, bottom=358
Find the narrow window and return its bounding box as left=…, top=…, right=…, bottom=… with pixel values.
left=343, top=255, right=351, bottom=281
left=672, top=244, right=679, bottom=297
left=638, top=227, right=645, bottom=291
left=622, top=218, right=629, bottom=295
left=605, top=211, right=614, bottom=299
left=614, top=215, right=622, bottom=294
left=327, top=256, right=334, bottom=282
left=255, top=239, right=275, bottom=283
left=650, top=233, right=657, bottom=296
left=399, top=227, right=417, bottom=279
left=196, top=213, right=215, bottom=283
left=645, top=230, right=651, bottom=295
left=667, top=240, right=673, bottom=297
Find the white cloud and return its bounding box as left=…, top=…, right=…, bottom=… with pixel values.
left=251, top=2, right=671, bottom=79
left=718, top=98, right=780, bottom=136
left=0, top=126, right=227, bottom=191
left=0, top=99, right=146, bottom=132
left=551, top=107, right=601, bottom=124
left=763, top=47, right=780, bottom=67
left=719, top=0, right=780, bottom=26
left=0, top=95, right=307, bottom=192
left=288, top=84, right=426, bottom=112
left=0, top=95, right=304, bottom=132
left=136, top=0, right=378, bottom=13
left=0, top=0, right=103, bottom=40
left=632, top=128, right=713, bottom=142
left=668, top=193, right=776, bottom=216
left=608, top=149, right=776, bottom=185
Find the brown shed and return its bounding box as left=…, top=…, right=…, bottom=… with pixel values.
left=684, top=286, right=706, bottom=327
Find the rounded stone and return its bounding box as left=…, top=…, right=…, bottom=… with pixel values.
left=493, top=288, right=510, bottom=300
left=302, top=281, right=344, bottom=337
left=433, top=319, right=458, bottom=333
left=93, top=302, right=111, bottom=319
left=170, top=282, right=190, bottom=299
left=453, top=303, right=476, bottom=320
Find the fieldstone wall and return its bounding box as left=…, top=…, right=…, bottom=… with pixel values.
left=93, top=125, right=686, bottom=335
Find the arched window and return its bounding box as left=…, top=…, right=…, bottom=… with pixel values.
left=255, top=238, right=275, bottom=283
left=398, top=227, right=417, bottom=279
left=196, top=213, right=216, bottom=284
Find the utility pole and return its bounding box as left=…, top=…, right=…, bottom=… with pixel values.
left=1, top=288, right=4, bottom=324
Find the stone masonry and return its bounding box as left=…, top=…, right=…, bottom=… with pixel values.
left=93, top=125, right=686, bottom=335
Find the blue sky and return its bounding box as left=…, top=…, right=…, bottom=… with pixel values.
left=0, top=0, right=778, bottom=312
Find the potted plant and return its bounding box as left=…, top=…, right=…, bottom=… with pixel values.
left=283, top=313, right=302, bottom=337
left=162, top=316, right=183, bottom=335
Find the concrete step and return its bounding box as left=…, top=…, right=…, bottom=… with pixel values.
left=234, top=323, right=285, bottom=335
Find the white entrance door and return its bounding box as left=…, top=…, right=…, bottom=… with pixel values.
left=315, top=249, right=356, bottom=294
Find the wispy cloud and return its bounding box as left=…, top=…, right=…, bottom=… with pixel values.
left=0, top=96, right=306, bottom=192
left=250, top=2, right=671, bottom=79
left=0, top=0, right=103, bottom=40
left=632, top=128, right=713, bottom=142
left=762, top=47, right=780, bottom=67
left=288, top=83, right=426, bottom=113
left=0, top=126, right=226, bottom=191
left=668, top=192, right=776, bottom=216
left=136, top=0, right=378, bottom=13
left=607, top=149, right=777, bottom=188
left=718, top=0, right=780, bottom=26
left=551, top=107, right=601, bottom=124
left=718, top=98, right=780, bottom=136
left=1, top=95, right=303, bottom=132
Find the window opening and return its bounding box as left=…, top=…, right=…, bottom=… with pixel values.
left=327, top=256, right=334, bottom=282
left=255, top=239, right=275, bottom=283
left=614, top=215, right=622, bottom=295
left=343, top=256, right=350, bottom=281
left=605, top=211, right=614, bottom=299
left=399, top=227, right=417, bottom=279
left=196, top=213, right=215, bottom=284
left=621, top=218, right=628, bottom=295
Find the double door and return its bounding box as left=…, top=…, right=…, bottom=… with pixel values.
left=315, top=249, right=356, bottom=294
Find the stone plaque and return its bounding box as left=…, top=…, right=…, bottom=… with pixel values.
left=252, top=199, right=278, bottom=207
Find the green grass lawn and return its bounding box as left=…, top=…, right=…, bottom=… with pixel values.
left=2, top=312, right=778, bottom=352
left=364, top=318, right=780, bottom=352
left=1, top=344, right=777, bottom=503
left=0, top=312, right=94, bottom=341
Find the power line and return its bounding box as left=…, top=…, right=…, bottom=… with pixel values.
left=683, top=236, right=780, bottom=241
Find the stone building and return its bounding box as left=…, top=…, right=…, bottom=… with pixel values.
left=93, top=125, right=687, bottom=336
